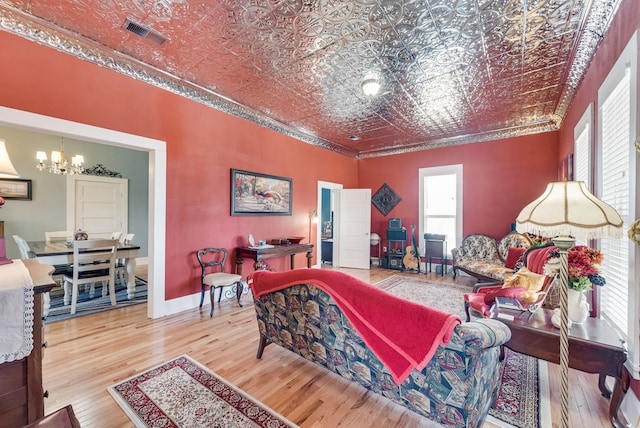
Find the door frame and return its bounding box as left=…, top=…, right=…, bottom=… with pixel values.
left=0, top=105, right=166, bottom=319
left=316, top=180, right=342, bottom=267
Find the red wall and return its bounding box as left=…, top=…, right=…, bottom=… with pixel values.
left=359, top=132, right=558, bottom=244
left=0, top=30, right=358, bottom=300
left=558, top=0, right=639, bottom=156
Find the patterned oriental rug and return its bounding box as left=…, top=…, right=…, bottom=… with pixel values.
left=108, top=355, right=298, bottom=428
left=376, top=275, right=552, bottom=428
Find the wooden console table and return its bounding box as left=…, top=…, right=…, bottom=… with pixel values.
left=0, top=259, right=55, bottom=426
left=235, top=243, right=313, bottom=276
left=490, top=306, right=629, bottom=428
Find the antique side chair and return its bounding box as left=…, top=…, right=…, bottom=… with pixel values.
left=196, top=248, right=243, bottom=317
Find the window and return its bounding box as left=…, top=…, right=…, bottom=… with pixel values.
left=573, top=105, right=592, bottom=247
left=596, top=31, right=638, bottom=375
left=573, top=105, right=592, bottom=188
left=419, top=165, right=463, bottom=258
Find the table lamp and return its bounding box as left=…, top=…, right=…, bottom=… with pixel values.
left=0, top=138, right=20, bottom=265
left=516, top=181, right=623, bottom=428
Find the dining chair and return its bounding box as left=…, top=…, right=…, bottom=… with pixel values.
left=115, top=233, right=135, bottom=285
left=45, top=230, right=74, bottom=242
left=62, top=239, right=118, bottom=315
left=196, top=248, right=243, bottom=317
left=12, top=235, right=35, bottom=259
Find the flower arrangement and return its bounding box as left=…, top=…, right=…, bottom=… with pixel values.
left=543, top=245, right=605, bottom=291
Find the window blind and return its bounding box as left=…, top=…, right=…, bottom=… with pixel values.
left=574, top=121, right=590, bottom=247
left=599, top=69, right=630, bottom=336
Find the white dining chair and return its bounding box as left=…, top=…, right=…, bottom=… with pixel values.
left=45, top=230, right=74, bottom=242
left=62, top=239, right=118, bottom=315
left=12, top=235, right=35, bottom=259
left=115, top=233, right=135, bottom=285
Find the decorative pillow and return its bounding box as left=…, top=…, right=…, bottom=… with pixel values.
left=505, top=247, right=527, bottom=269
left=502, top=266, right=546, bottom=293
left=483, top=286, right=528, bottom=305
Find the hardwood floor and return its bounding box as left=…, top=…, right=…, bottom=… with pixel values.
left=42, top=265, right=615, bottom=427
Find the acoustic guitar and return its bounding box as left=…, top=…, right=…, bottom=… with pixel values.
left=403, top=225, right=420, bottom=272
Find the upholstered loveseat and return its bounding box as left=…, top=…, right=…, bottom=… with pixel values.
left=250, top=269, right=511, bottom=427
left=452, top=232, right=532, bottom=282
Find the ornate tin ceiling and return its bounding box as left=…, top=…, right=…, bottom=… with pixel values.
left=0, top=0, right=622, bottom=158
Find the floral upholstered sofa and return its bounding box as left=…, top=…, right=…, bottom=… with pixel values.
left=452, top=232, right=532, bottom=282
left=250, top=269, right=511, bottom=428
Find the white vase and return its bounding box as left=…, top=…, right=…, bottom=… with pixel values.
left=567, top=289, right=589, bottom=324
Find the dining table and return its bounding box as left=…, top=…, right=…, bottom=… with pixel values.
left=27, top=240, right=141, bottom=300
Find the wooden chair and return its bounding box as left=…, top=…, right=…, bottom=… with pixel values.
left=62, top=239, right=118, bottom=315
left=45, top=230, right=73, bottom=242
left=196, top=248, right=243, bottom=317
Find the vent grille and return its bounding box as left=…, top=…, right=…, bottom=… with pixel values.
left=123, top=18, right=167, bottom=45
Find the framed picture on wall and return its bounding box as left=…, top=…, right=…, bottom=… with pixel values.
left=231, top=169, right=292, bottom=216
left=0, top=178, right=32, bottom=200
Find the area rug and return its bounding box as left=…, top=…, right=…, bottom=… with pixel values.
left=375, top=275, right=552, bottom=428
left=45, top=277, right=147, bottom=323
left=108, top=355, right=298, bottom=428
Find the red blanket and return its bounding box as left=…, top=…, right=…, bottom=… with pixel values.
left=250, top=269, right=461, bottom=384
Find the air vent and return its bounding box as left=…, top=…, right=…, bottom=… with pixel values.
left=123, top=18, right=168, bottom=46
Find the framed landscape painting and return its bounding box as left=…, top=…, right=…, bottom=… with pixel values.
left=0, top=178, right=32, bottom=200
left=231, top=169, right=292, bottom=216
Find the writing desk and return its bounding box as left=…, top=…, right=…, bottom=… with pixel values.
left=235, top=243, right=313, bottom=276
left=27, top=240, right=140, bottom=299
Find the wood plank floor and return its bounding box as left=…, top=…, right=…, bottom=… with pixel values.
left=42, top=265, right=615, bottom=427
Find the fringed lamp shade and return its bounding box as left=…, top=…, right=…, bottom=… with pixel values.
left=515, top=180, right=623, bottom=428
left=516, top=181, right=623, bottom=239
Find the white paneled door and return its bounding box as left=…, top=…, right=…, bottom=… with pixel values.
left=333, top=188, right=371, bottom=269
left=66, top=175, right=128, bottom=239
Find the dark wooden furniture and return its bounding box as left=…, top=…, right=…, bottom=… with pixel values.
left=235, top=243, right=313, bottom=276
left=0, top=260, right=55, bottom=426
left=424, top=233, right=447, bottom=275
left=321, top=239, right=333, bottom=264
left=490, top=307, right=629, bottom=428
left=23, top=404, right=81, bottom=428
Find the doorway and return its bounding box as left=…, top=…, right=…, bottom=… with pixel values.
left=0, top=105, right=166, bottom=319
left=316, top=181, right=342, bottom=267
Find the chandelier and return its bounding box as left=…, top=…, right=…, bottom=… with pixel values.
left=36, top=137, right=84, bottom=175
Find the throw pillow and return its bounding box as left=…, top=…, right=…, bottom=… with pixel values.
left=505, top=246, right=527, bottom=269
left=502, top=266, right=546, bottom=293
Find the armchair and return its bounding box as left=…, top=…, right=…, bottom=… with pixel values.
left=463, top=244, right=557, bottom=321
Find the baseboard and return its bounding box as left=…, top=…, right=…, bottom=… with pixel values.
left=161, top=284, right=249, bottom=316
